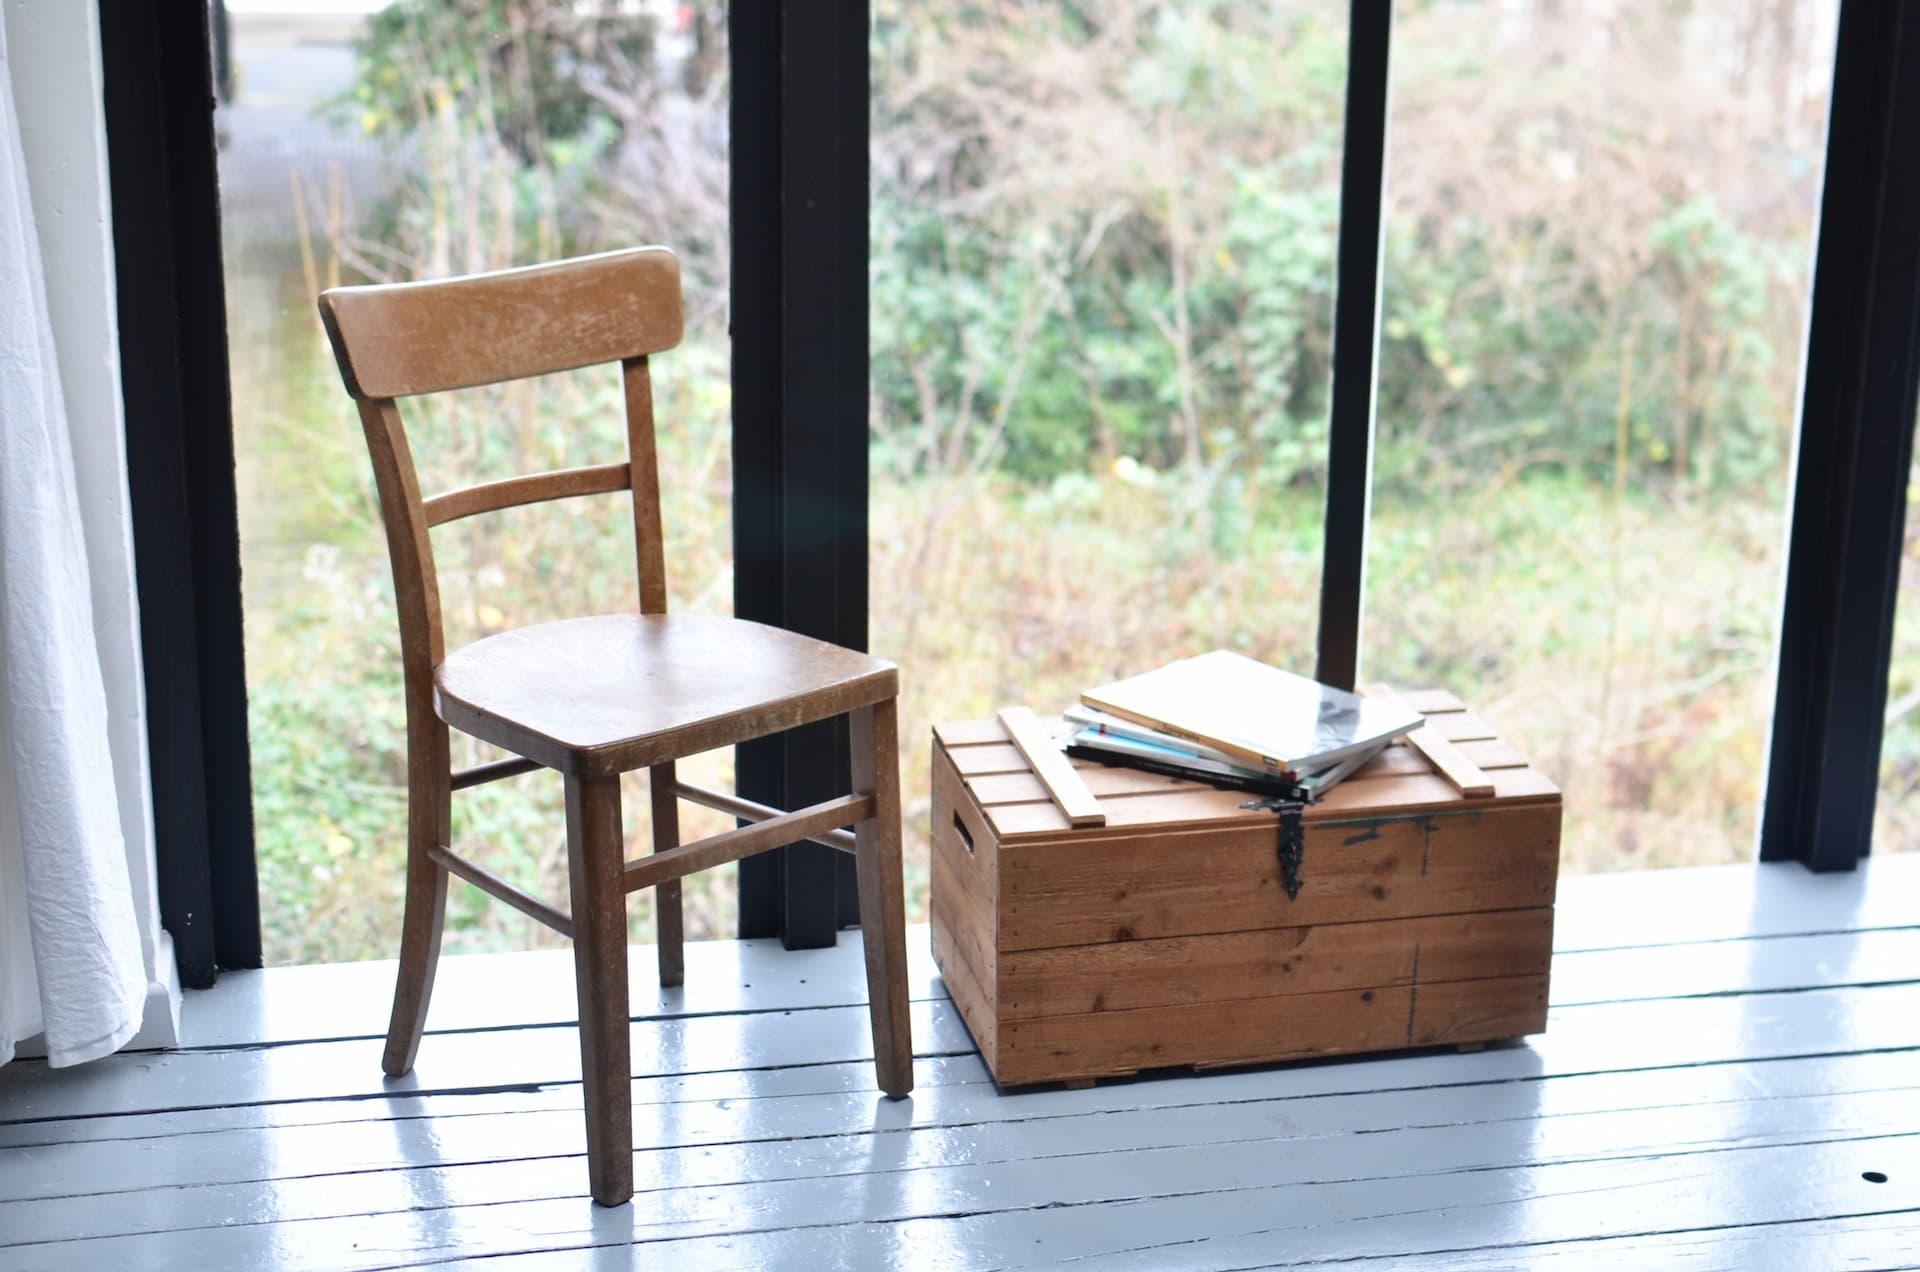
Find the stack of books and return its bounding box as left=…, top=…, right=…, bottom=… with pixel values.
left=1063, top=650, right=1425, bottom=802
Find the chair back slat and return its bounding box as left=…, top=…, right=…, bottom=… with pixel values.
left=318, top=246, right=683, bottom=673
left=423, top=462, right=634, bottom=528
left=318, top=246, right=683, bottom=400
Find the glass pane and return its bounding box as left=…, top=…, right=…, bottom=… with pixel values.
left=1881, top=426, right=1920, bottom=850
left=1368, top=1, right=1835, bottom=872
left=219, top=3, right=731, bottom=963
left=872, top=3, right=1349, bottom=919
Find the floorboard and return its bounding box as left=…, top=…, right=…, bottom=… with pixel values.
left=0, top=859, right=1914, bottom=1270
left=4, top=1067, right=1912, bottom=1252
left=174, top=935, right=950, bottom=1049
left=1330, top=1211, right=1920, bottom=1271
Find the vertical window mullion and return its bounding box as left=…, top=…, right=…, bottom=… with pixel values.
left=1317, top=0, right=1395, bottom=691
left=731, top=1, right=872, bottom=945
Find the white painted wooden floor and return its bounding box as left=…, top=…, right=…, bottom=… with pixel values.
left=3, top=856, right=1918, bottom=1270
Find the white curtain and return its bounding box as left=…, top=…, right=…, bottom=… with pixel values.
left=0, top=19, right=147, bottom=1068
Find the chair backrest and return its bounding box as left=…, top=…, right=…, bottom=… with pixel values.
left=317, top=246, right=683, bottom=686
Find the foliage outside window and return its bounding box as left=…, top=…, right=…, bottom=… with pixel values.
left=229, top=0, right=1904, bottom=966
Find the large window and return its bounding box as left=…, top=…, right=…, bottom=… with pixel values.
left=1368, top=0, right=1835, bottom=872
left=145, top=1, right=1913, bottom=968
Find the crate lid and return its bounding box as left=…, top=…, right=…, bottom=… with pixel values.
left=935, top=690, right=1560, bottom=841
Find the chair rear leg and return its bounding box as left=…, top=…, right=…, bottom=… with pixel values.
left=383, top=721, right=450, bottom=1078
left=565, top=774, right=634, bottom=1206
left=851, top=699, right=913, bottom=1099
left=649, top=761, right=685, bottom=988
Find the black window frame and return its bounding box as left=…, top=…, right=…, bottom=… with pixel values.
left=1758, top=0, right=1920, bottom=871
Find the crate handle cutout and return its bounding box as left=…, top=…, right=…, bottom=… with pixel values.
left=953, top=811, right=975, bottom=856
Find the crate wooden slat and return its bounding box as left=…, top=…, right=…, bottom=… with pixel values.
left=1363, top=682, right=1495, bottom=797
left=995, top=706, right=1106, bottom=827
left=930, top=689, right=1563, bottom=1087
left=1457, top=737, right=1530, bottom=770
left=1425, top=709, right=1497, bottom=743
left=998, top=908, right=1554, bottom=1019
left=996, top=973, right=1554, bottom=1083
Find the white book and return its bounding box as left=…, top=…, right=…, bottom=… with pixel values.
left=1082, top=651, right=1423, bottom=772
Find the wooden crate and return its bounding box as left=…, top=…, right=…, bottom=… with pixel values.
left=929, top=690, right=1562, bottom=1087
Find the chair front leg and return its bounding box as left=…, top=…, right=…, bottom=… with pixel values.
left=851, top=699, right=913, bottom=1099
left=383, top=715, right=450, bottom=1077
left=649, top=761, right=685, bottom=988
left=564, top=773, right=634, bottom=1207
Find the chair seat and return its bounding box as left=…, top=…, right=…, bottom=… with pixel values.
left=435, top=612, right=897, bottom=778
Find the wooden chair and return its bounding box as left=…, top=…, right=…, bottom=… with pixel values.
left=316, top=246, right=911, bottom=1207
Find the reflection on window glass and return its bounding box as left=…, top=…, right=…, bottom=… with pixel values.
left=219, top=2, right=730, bottom=963
left=1880, top=437, right=1920, bottom=851
left=871, top=3, right=1348, bottom=917
left=1368, top=1, right=1834, bottom=871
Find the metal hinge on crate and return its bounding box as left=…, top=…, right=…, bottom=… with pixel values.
left=1241, top=796, right=1306, bottom=899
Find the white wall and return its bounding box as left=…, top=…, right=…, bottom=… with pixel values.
left=1, top=0, right=178, bottom=1049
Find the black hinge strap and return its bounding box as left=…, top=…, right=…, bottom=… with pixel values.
left=1242, top=796, right=1307, bottom=900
